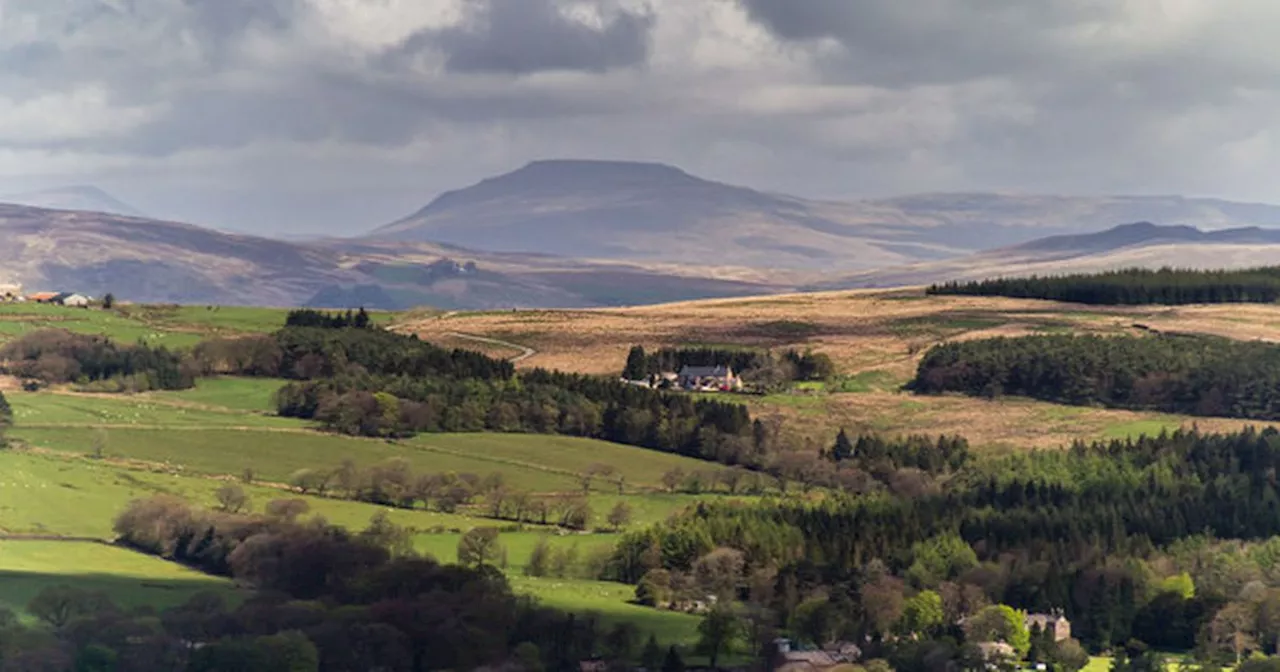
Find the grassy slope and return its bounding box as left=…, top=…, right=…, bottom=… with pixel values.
left=0, top=540, right=238, bottom=618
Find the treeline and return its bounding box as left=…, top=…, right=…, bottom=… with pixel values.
left=0, top=329, right=193, bottom=391
left=283, top=307, right=373, bottom=329
left=928, top=266, right=1280, bottom=305
left=80, top=495, right=658, bottom=670
left=623, top=345, right=836, bottom=385
left=911, top=333, right=1280, bottom=419
left=606, top=427, right=1280, bottom=662
left=285, top=458, right=601, bottom=529
left=197, top=325, right=764, bottom=466
left=275, top=367, right=757, bottom=464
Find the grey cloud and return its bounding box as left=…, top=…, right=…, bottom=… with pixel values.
left=384, top=0, right=654, bottom=75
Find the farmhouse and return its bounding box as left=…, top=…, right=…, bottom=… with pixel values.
left=677, top=364, right=741, bottom=391
left=57, top=293, right=91, bottom=307
left=1025, top=611, right=1071, bottom=642
left=26, top=291, right=92, bottom=306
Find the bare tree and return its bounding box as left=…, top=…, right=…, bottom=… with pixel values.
left=265, top=499, right=310, bottom=522
left=661, top=468, right=686, bottom=493
left=214, top=484, right=250, bottom=514
left=580, top=463, right=616, bottom=493
left=457, top=528, right=504, bottom=568
left=606, top=501, right=633, bottom=530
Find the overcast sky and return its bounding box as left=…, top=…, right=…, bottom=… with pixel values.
left=4, top=0, right=1280, bottom=235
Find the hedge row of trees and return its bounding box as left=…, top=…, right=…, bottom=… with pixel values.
left=283, top=307, right=373, bottom=329
left=622, top=345, right=836, bottom=385
left=605, top=427, right=1280, bottom=663
left=911, top=333, right=1280, bottom=419
left=928, top=266, right=1280, bottom=305
left=0, top=329, right=193, bottom=391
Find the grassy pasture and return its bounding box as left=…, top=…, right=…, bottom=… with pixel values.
left=0, top=541, right=238, bottom=618
left=146, top=376, right=288, bottom=412
left=509, top=575, right=701, bottom=646
left=8, top=391, right=299, bottom=429
left=0, top=450, right=489, bottom=538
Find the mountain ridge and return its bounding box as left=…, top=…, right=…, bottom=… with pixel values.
left=810, top=222, right=1280, bottom=290
left=365, top=159, right=1280, bottom=271
left=4, top=185, right=148, bottom=218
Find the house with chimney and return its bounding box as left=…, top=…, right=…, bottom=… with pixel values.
left=677, top=364, right=742, bottom=392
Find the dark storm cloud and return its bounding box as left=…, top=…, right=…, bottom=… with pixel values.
left=383, top=0, right=655, bottom=75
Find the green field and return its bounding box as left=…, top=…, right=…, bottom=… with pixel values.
left=0, top=450, right=491, bottom=538
left=510, top=576, right=701, bottom=646
left=8, top=391, right=299, bottom=429
left=148, top=376, right=288, bottom=412
left=0, top=540, right=238, bottom=618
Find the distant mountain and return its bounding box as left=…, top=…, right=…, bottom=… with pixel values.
left=4, top=185, right=147, bottom=218
left=367, top=160, right=1280, bottom=270
left=0, top=204, right=784, bottom=309
left=368, top=159, right=965, bottom=271
left=812, top=222, right=1280, bottom=290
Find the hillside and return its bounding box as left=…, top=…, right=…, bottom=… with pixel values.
left=812, top=222, right=1280, bottom=290
left=0, top=203, right=782, bottom=308
left=3, top=185, right=147, bottom=218
left=369, top=160, right=1280, bottom=270
left=369, top=159, right=966, bottom=270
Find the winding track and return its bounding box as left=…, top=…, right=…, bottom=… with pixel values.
left=446, top=331, right=537, bottom=364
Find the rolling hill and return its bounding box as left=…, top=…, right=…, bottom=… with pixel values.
left=0, top=203, right=783, bottom=308
left=812, top=222, right=1280, bottom=290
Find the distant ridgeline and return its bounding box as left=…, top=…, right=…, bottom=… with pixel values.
left=911, top=333, right=1280, bottom=420
left=199, top=310, right=761, bottom=466
left=928, top=266, right=1280, bottom=305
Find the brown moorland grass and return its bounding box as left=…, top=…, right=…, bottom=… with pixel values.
left=398, top=289, right=1280, bottom=452
left=397, top=289, right=1166, bottom=375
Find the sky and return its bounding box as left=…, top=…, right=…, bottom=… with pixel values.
left=3, top=0, right=1280, bottom=236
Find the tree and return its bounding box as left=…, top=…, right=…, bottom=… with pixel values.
left=580, top=463, right=616, bottom=493
left=27, top=585, right=113, bottom=629
left=693, top=547, right=745, bottom=601
left=101, top=293, right=115, bottom=310
left=831, top=428, right=855, bottom=461
left=607, top=501, right=633, bottom=530
left=964, top=605, right=1031, bottom=659
left=696, top=605, right=743, bottom=669
left=900, top=590, right=945, bottom=637
left=0, top=391, right=10, bottom=445
left=265, top=498, right=310, bottom=522
left=527, top=537, right=552, bottom=577
left=359, top=511, right=413, bottom=557
left=456, top=527, right=504, bottom=568
left=662, top=468, right=686, bottom=493
left=624, top=345, right=648, bottom=380
left=214, top=483, right=250, bottom=513
left=641, top=635, right=664, bottom=671
left=1204, top=601, right=1258, bottom=665
left=662, top=645, right=686, bottom=672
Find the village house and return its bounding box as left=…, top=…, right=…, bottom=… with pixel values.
left=56, top=293, right=92, bottom=307
left=25, top=291, right=91, bottom=307
left=677, top=364, right=741, bottom=392
left=772, top=638, right=862, bottom=672
left=1025, top=611, right=1071, bottom=642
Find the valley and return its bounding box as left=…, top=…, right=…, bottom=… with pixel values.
left=2, top=285, right=1280, bottom=666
